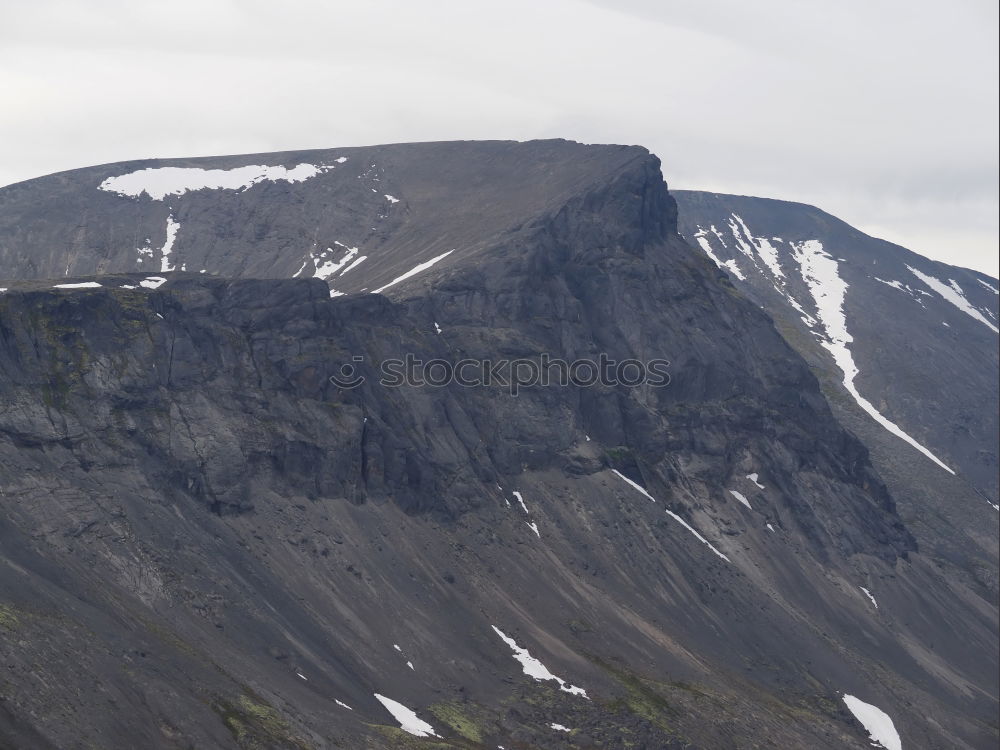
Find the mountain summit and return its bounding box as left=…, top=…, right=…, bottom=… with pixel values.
left=0, top=141, right=996, bottom=749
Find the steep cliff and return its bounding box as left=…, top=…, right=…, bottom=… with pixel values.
left=0, top=142, right=995, bottom=749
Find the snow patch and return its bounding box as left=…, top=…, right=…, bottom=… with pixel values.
left=842, top=694, right=901, bottom=750
left=371, top=250, right=454, bottom=294
left=374, top=694, right=439, bottom=737
left=860, top=587, right=878, bottom=609
left=663, top=508, right=730, bottom=562
left=746, top=473, right=764, bottom=489
left=99, top=162, right=337, bottom=200
left=907, top=266, right=998, bottom=333
left=793, top=241, right=954, bottom=474
left=140, top=276, right=167, bottom=289
left=491, top=626, right=588, bottom=698
left=976, top=278, right=999, bottom=294
left=512, top=491, right=529, bottom=514
left=872, top=277, right=925, bottom=306
left=731, top=214, right=784, bottom=278
left=693, top=227, right=746, bottom=280
left=526, top=521, right=540, bottom=538
left=612, top=470, right=728, bottom=561
left=340, top=255, right=367, bottom=275
left=314, top=244, right=360, bottom=281
left=159, top=215, right=180, bottom=272
left=550, top=723, right=571, bottom=732
left=54, top=282, right=101, bottom=289
left=729, top=490, right=752, bottom=509
left=611, top=470, right=655, bottom=502
left=723, top=217, right=816, bottom=323
left=766, top=523, right=775, bottom=532
left=385, top=194, right=400, bottom=203
left=335, top=699, right=353, bottom=710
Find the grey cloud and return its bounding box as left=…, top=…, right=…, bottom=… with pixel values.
left=0, top=0, right=996, bottom=275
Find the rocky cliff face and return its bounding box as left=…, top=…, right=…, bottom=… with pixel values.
left=0, top=142, right=996, bottom=749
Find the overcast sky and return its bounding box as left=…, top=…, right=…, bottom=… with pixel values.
left=2, top=0, right=997, bottom=275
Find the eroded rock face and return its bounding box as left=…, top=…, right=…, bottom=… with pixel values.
left=0, top=141, right=995, bottom=749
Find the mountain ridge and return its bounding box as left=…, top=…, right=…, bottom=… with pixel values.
left=0, top=140, right=996, bottom=749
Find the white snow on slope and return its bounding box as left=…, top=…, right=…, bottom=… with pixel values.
left=371, top=250, right=454, bottom=294
left=341, top=254, right=367, bottom=276
left=874, top=277, right=907, bottom=292
left=550, top=723, right=571, bottom=732
left=693, top=227, right=746, bottom=280
left=294, top=242, right=368, bottom=283
left=976, top=278, right=999, bottom=294
left=860, top=587, right=878, bottom=609
left=732, top=214, right=784, bottom=278
left=99, top=163, right=337, bottom=200
left=612, top=470, right=729, bottom=561
left=54, top=282, right=101, bottom=289
left=511, top=492, right=541, bottom=536
left=663, top=509, right=730, bottom=562
left=872, top=277, right=928, bottom=305
left=316, top=245, right=358, bottom=280
left=159, top=215, right=180, bottom=272
left=907, top=267, right=999, bottom=333
left=793, top=240, right=954, bottom=474
left=140, top=276, right=167, bottom=289
left=746, top=473, right=764, bottom=489
left=335, top=699, right=353, bottom=710
left=392, top=644, right=415, bottom=670
left=491, top=626, right=588, bottom=698
left=374, top=694, right=439, bottom=737
left=512, top=491, right=530, bottom=514
left=729, top=490, right=751, bottom=509
left=721, top=258, right=745, bottom=280
left=842, top=694, right=902, bottom=750
left=727, top=215, right=761, bottom=266
left=724, top=216, right=816, bottom=325
left=611, top=470, right=656, bottom=502
left=385, top=194, right=400, bottom=203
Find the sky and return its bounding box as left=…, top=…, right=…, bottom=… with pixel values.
left=1, top=0, right=997, bottom=276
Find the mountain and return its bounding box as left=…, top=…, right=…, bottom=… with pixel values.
left=674, top=191, right=999, bottom=593
left=0, top=141, right=996, bottom=749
